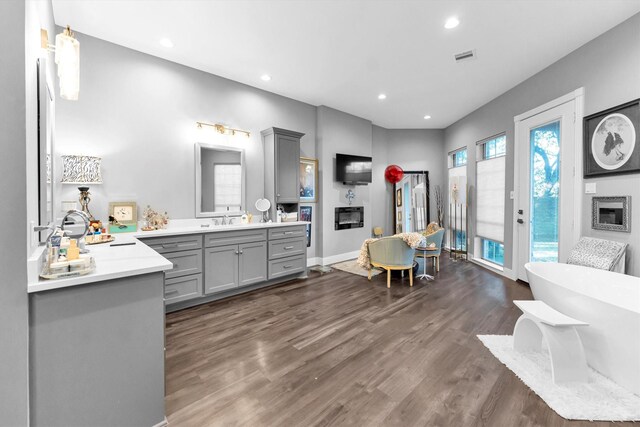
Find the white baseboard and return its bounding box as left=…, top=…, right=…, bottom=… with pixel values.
left=307, top=257, right=321, bottom=268
left=152, top=417, right=168, bottom=427
left=469, top=255, right=517, bottom=280
left=320, top=250, right=360, bottom=266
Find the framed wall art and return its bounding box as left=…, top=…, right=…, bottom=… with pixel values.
left=299, top=157, right=318, bottom=203
left=583, top=99, right=639, bottom=177
left=299, top=205, right=312, bottom=247
left=592, top=196, right=631, bottom=232
left=396, top=188, right=402, bottom=207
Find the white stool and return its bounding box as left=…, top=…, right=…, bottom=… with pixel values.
left=513, top=300, right=589, bottom=385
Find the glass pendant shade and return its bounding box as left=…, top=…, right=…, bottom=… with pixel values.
left=55, top=29, right=80, bottom=101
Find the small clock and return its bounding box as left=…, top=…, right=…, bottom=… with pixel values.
left=109, top=202, right=137, bottom=224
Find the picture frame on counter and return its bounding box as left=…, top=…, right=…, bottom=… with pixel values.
left=108, top=201, right=138, bottom=233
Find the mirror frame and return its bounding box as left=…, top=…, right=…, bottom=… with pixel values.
left=195, top=142, right=246, bottom=218
left=38, top=57, right=55, bottom=242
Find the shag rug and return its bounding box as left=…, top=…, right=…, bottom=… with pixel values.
left=331, top=260, right=382, bottom=278
left=477, top=335, right=640, bottom=421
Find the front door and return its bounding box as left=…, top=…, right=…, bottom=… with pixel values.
left=515, top=100, right=577, bottom=281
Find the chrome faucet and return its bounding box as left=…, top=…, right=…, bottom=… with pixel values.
left=222, top=215, right=229, bottom=225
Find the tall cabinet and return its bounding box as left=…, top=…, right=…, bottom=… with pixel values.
left=261, top=127, right=305, bottom=219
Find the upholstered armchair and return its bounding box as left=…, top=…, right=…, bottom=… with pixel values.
left=367, top=236, right=416, bottom=288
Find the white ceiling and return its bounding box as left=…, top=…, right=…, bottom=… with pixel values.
left=51, top=0, right=640, bottom=129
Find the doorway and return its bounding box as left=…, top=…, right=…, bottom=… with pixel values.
left=513, top=89, right=583, bottom=281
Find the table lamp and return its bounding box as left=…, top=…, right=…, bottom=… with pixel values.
left=61, top=155, right=102, bottom=220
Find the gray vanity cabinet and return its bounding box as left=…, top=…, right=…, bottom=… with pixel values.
left=139, top=234, right=204, bottom=305
left=204, top=230, right=268, bottom=294
left=204, top=245, right=239, bottom=294
left=261, top=127, right=305, bottom=217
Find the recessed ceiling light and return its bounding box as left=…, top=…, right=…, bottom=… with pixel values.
left=260, top=74, right=272, bottom=82
left=378, top=94, right=387, bottom=100
left=159, top=38, right=174, bottom=48
left=424, top=115, right=432, bottom=120
left=444, top=16, right=460, bottom=29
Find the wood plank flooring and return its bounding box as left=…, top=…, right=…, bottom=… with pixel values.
left=165, top=256, right=628, bottom=426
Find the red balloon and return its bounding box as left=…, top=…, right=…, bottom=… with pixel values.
left=384, top=165, right=404, bottom=184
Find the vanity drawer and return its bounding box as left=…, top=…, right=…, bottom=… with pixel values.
left=205, top=229, right=267, bottom=247
left=268, top=255, right=306, bottom=279
left=143, top=234, right=203, bottom=254
left=268, top=237, right=306, bottom=260
left=164, top=274, right=203, bottom=305
left=163, top=249, right=202, bottom=279
left=268, top=226, right=306, bottom=241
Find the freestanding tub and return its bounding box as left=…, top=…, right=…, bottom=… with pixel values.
left=525, top=262, right=640, bottom=396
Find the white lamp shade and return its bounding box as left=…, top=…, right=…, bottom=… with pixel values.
left=61, top=155, right=102, bottom=184
left=55, top=31, right=79, bottom=101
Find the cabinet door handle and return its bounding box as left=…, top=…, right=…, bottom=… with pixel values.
left=284, top=246, right=294, bottom=250
left=235, top=250, right=239, bottom=255
left=162, top=243, right=178, bottom=249
left=283, top=265, right=293, bottom=269
left=284, top=231, right=293, bottom=235
left=277, top=193, right=280, bottom=197
left=165, top=289, right=179, bottom=295
left=239, top=250, right=243, bottom=254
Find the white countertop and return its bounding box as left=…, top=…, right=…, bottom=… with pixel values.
left=131, top=219, right=309, bottom=239
left=28, top=220, right=309, bottom=294
left=28, top=234, right=172, bottom=293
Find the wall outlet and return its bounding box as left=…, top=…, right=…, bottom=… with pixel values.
left=509, top=190, right=514, bottom=200
left=585, top=182, right=597, bottom=194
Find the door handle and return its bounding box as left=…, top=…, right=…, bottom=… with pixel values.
left=517, top=219, right=524, bottom=224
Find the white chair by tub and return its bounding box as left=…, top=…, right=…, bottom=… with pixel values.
left=566, top=237, right=627, bottom=273
left=513, top=300, right=589, bottom=385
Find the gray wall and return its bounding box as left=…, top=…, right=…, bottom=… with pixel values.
left=372, top=126, right=446, bottom=236
left=55, top=31, right=319, bottom=258
left=444, top=13, right=640, bottom=276
left=0, top=1, right=28, bottom=425
left=316, top=106, right=373, bottom=259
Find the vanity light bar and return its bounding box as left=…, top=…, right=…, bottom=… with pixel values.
left=196, top=121, right=251, bottom=138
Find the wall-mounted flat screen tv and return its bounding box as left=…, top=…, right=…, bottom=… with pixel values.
left=336, top=153, right=372, bottom=185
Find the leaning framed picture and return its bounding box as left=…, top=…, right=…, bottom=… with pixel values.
left=396, top=188, right=402, bottom=207
left=299, top=157, right=318, bottom=203
left=299, top=205, right=312, bottom=247
left=583, top=99, right=640, bottom=177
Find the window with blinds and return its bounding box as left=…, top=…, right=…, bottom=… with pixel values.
left=476, top=134, right=506, bottom=244
left=214, top=164, right=242, bottom=212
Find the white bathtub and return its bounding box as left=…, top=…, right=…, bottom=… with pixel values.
left=525, top=262, right=640, bottom=396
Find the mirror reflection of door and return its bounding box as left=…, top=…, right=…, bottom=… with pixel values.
left=395, top=172, right=429, bottom=234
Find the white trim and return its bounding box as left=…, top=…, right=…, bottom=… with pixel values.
left=152, top=417, right=168, bottom=427
left=469, top=256, right=516, bottom=280
left=321, top=250, right=360, bottom=266
left=513, top=88, right=585, bottom=123
left=512, top=88, right=584, bottom=281
left=306, top=257, right=321, bottom=267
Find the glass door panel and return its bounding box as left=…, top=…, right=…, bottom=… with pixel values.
left=529, top=121, right=560, bottom=263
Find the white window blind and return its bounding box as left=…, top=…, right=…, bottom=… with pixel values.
left=476, top=156, right=505, bottom=243
left=214, top=164, right=242, bottom=212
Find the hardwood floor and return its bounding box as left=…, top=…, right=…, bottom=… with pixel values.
left=165, top=256, right=627, bottom=426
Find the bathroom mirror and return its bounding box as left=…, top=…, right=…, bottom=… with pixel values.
left=38, top=58, right=55, bottom=242
left=195, top=143, right=245, bottom=217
